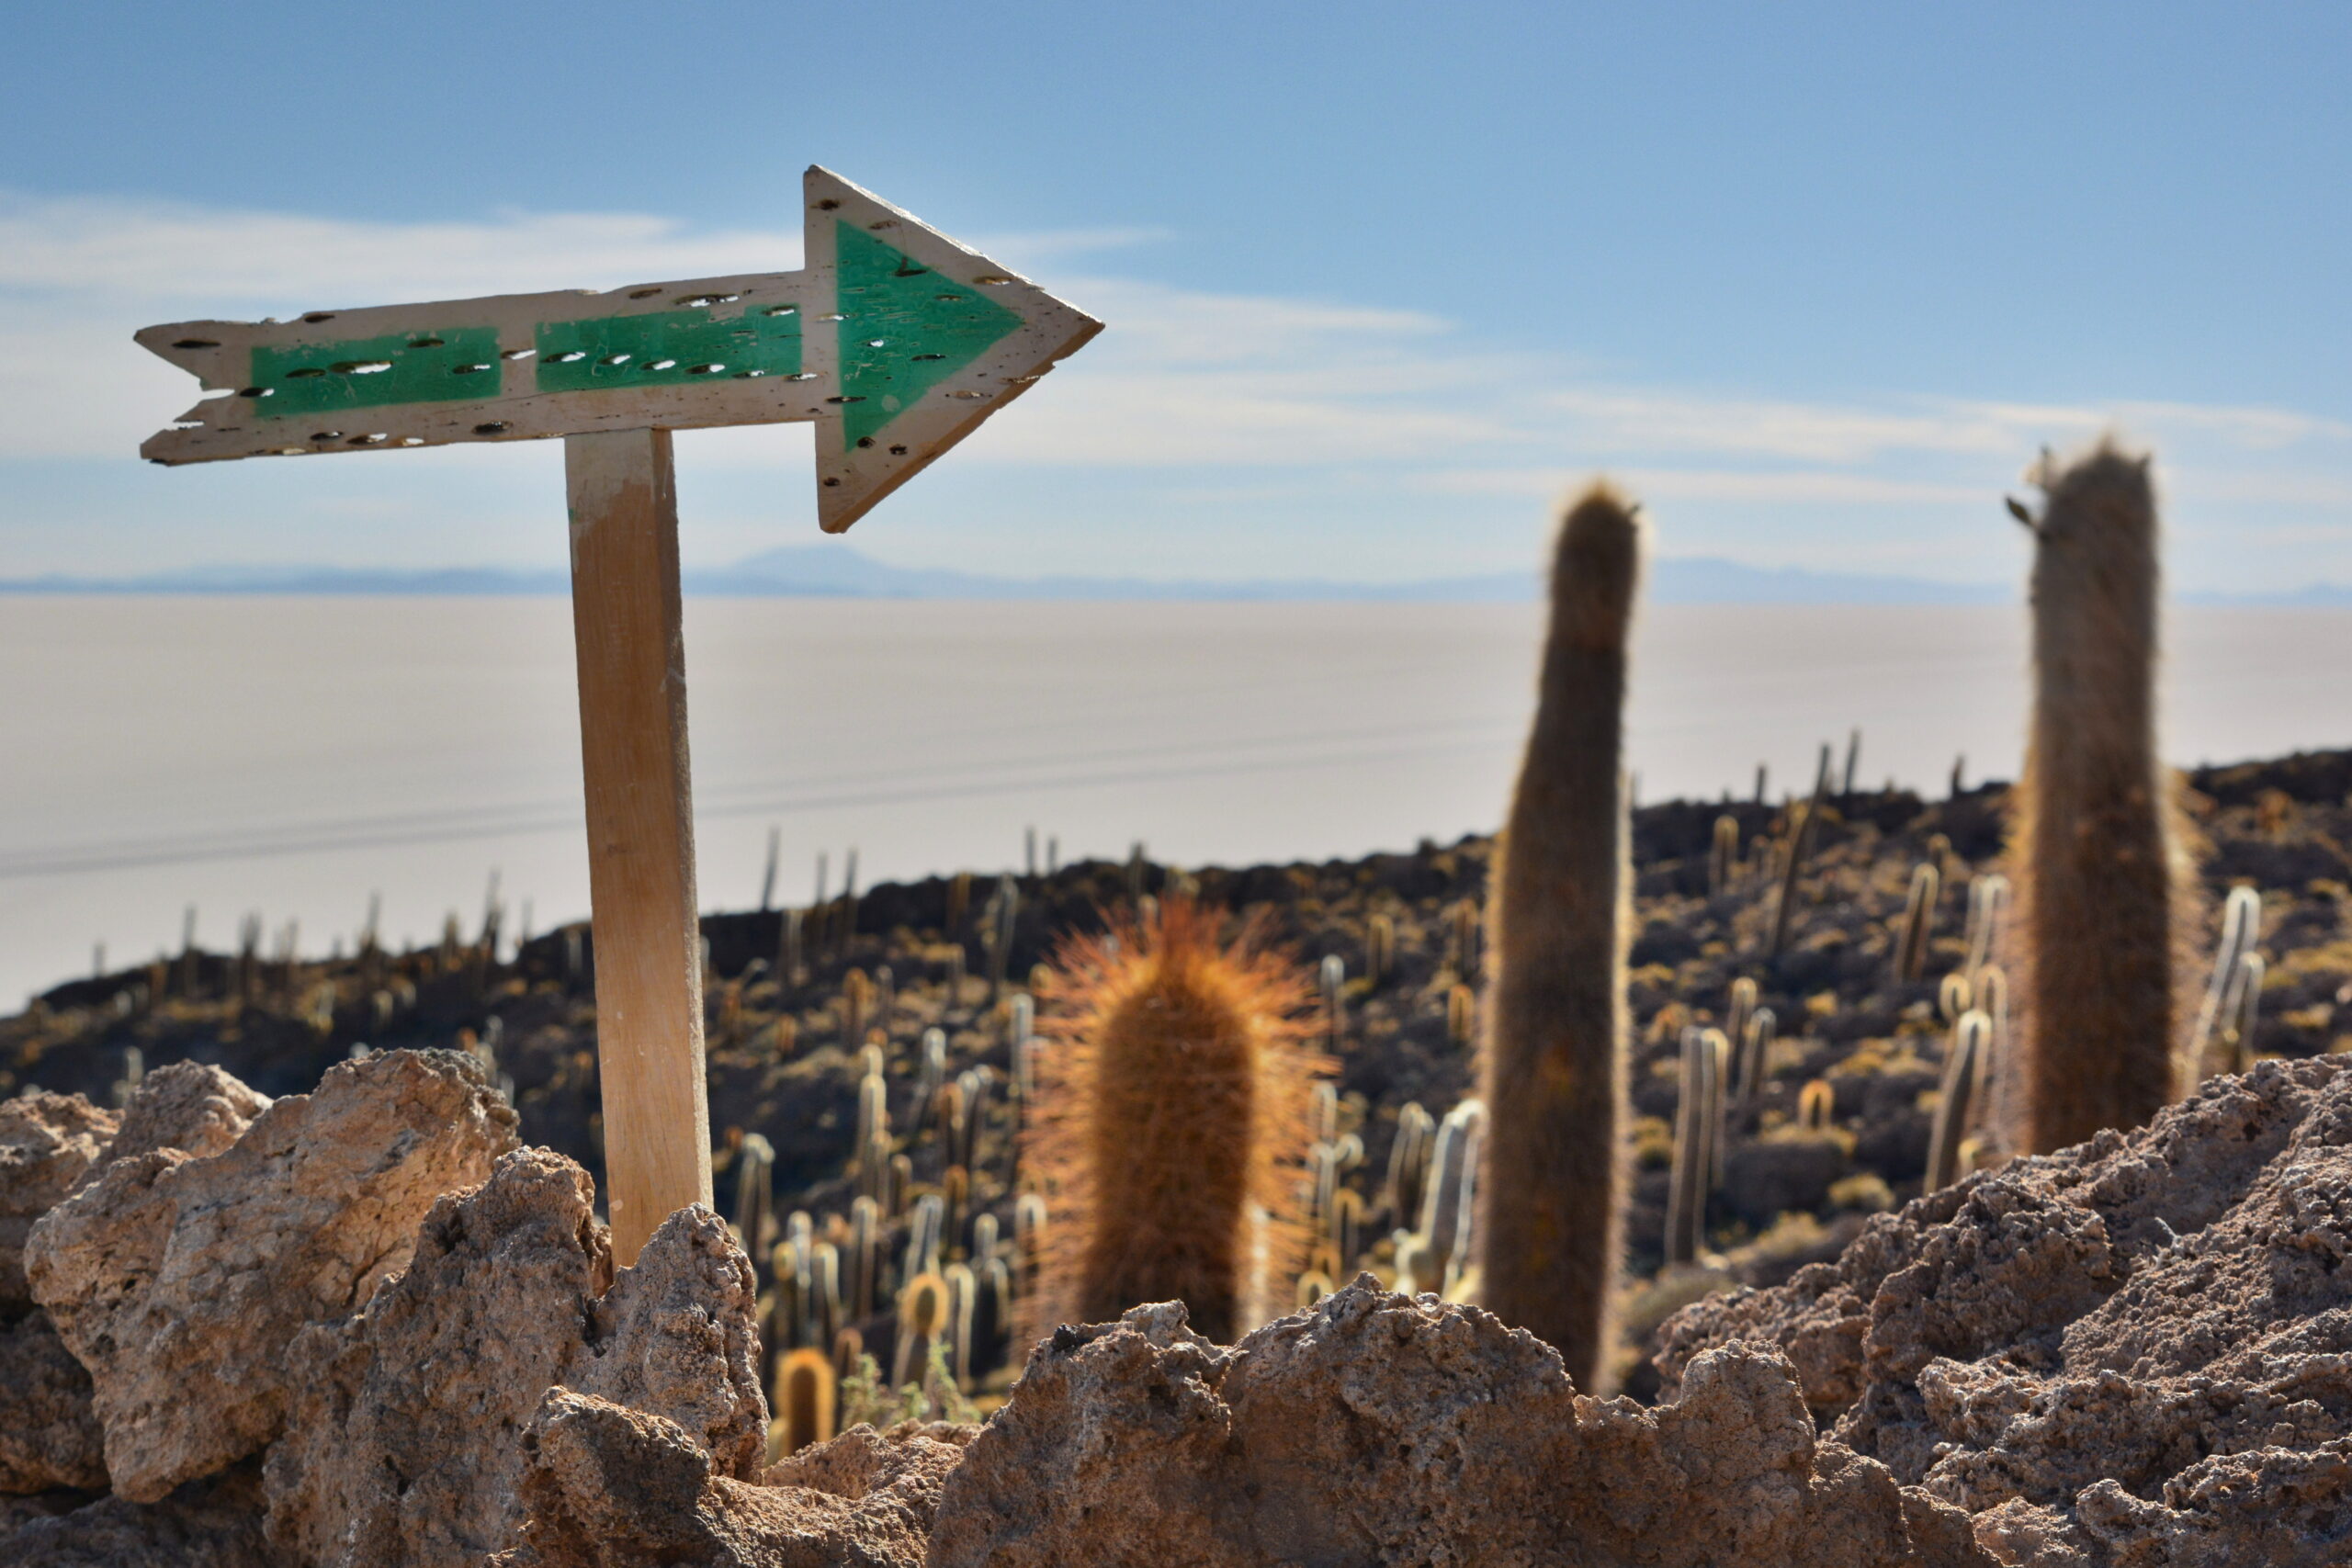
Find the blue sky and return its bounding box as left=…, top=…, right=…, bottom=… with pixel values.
left=3, top=2, right=2346, bottom=590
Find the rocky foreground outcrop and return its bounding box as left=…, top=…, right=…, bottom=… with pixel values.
left=266, top=1147, right=769, bottom=1566
left=0, top=1053, right=779, bottom=1565
left=26, top=1050, right=519, bottom=1503
left=929, top=1284, right=1986, bottom=1567
left=491, top=1394, right=970, bottom=1568
left=10, top=1051, right=2352, bottom=1565
left=0, top=1063, right=274, bottom=1497
left=1657, top=1055, right=2352, bottom=1567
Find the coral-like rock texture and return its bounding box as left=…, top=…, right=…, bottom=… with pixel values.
left=99, top=1060, right=270, bottom=1168
left=491, top=1391, right=965, bottom=1568
left=0, top=1090, right=118, bottom=1312
left=1657, top=1056, right=2352, bottom=1567
left=0, top=1065, right=266, bottom=1499
left=571, top=1200, right=771, bottom=1480
left=23, top=1048, right=517, bottom=1503
left=266, top=1146, right=614, bottom=1567
left=930, top=1280, right=1987, bottom=1567
left=266, top=1149, right=770, bottom=1567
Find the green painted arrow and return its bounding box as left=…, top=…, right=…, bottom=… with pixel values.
left=136, top=166, right=1102, bottom=534
left=834, top=222, right=1023, bottom=449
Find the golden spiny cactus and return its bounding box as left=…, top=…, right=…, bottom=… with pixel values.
left=1022, top=897, right=1325, bottom=1344
left=774, top=1347, right=836, bottom=1457
left=2006, top=442, right=2196, bottom=1151
left=1476, top=483, right=1638, bottom=1393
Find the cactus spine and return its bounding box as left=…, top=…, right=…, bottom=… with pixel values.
left=1023, top=897, right=1323, bottom=1342
left=1476, top=484, right=1638, bottom=1393
left=2007, top=443, right=2191, bottom=1152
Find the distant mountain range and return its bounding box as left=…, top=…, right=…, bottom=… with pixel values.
left=1, top=545, right=2344, bottom=606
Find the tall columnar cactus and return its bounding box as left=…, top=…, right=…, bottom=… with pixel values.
left=1023, top=897, right=1324, bottom=1343
left=1895, top=863, right=1940, bottom=982
left=1734, top=1007, right=1776, bottom=1114
left=2007, top=442, right=2193, bottom=1152
left=1708, top=815, right=1740, bottom=898
left=1366, top=913, right=1396, bottom=988
left=775, top=1348, right=837, bottom=1457
left=1723, top=978, right=1757, bottom=1094
left=1663, top=1027, right=1725, bottom=1268
left=2189, top=886, right=2262, bottom=1081
left=734, top=1133, right=775, bottom=1295
left=1475, top=484, right=1639, bottom=1393
left=1926, top=1010, right=1992, bottom=1191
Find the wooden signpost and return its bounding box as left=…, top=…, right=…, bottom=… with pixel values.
left=136, top=167, right=1102, bottom=1260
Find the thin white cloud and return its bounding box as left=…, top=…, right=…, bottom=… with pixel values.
left=1425, top=468, right=1987, bottom=505
left=1, top=189, right=2347, bottom=570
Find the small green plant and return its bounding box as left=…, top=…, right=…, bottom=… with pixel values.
left=838, top=1343, right=976, bottom=1429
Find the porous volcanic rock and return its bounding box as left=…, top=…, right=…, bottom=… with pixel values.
left=0, top=1311, right=107, bottom=1494
left=266, top=1149, right=770, bottom=1567
left=571, top=1201, right=770, bottom=1479
left=1657, top=1055, right=2352, bottom=1567
left=6, top=1462, right=273, bottom=1568
left=0, top=1065, right=266, bottom=1498
left=24, top=1048, right=517, bottom=1503
left=0, top=1090, right=118, bottom=1312
left=928, top=1280, right=1988, bottom=1567
left=98, top=1060, right=270, bottom=1168
left=489, top=1391, right=967, bottom=1568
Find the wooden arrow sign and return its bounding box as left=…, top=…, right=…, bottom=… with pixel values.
left=133, top=170, right=1099, bottom=1263
left=136, top=166, right=1101, bottom=532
